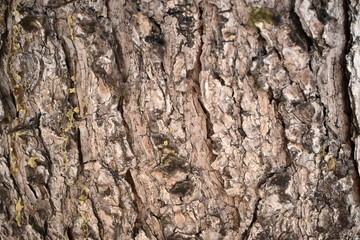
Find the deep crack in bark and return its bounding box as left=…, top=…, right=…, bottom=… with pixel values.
left=124, top=169, right=146, bottom=238
left=89, top=196, right=104, bottom=240
left=242, top=198, right=261, bottom=240
left=194, top=2, right=217, bottom=165
left=342, top=0, right=360, bottom=202
left=75, top=128, right=84, bottom=180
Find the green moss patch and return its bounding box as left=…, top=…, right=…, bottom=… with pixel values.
left=248, top=7, right=273, bottom=27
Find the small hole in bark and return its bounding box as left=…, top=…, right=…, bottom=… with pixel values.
left=271, top=174, right=291, bottom=187
left=19, top=16, right=40, bottom=32
left=144, top=35, right=164, bottom=45
left=169, top=180, right=194, bottom=197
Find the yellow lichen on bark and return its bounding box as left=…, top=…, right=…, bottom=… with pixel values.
left=15, top=198, right=24, bottom=227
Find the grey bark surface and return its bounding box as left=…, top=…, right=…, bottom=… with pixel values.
left=0, top=0, right=360, bottom=239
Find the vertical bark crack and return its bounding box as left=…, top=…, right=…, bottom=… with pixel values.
left=67, top=226, right=75, bottom=240
left=117, top=95, right=135, bottom=157
left=75, top=128, right=84, bottom=179
left=0, top=2, right=16, bottom=119
left=193, top=3, right=217, bottom=164
left=343, top=0, right=360, bottom=202
left=289, top=3, right=313, bottom=52
left=124, top=169, right=147, bottom=238
left=105, top=0, right=128, bottom=83
left=89, top=196, right=104, bottom=240
left=242, top=198, right=261, bottom=240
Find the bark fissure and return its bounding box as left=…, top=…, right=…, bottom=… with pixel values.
left=242, top=198, right=261, bottom=240
left=117, top=96, right=135, bottom=157
left=4, top=153, right=20, bottom=194
left=124, top=169, right=146, bottom=238
left=37, top=122, right=53, bottom=176
left=35, top=122, right=58, bottom=224
left=60, top=40, right=74, bottom=82
left=343, top=0, right=360, bottom=202
left=0, top=8, right=8, bottom=55
left=75, top=128, right=84, bottom=179
left=66, top=227, right=75, bottom=240
left=194, top=3, right=218, bottom=166
left=0, top=3, right=10, bottom=119
left=88, top=196, right=104, bottom=240
left=290, top=4, right=313, bottom=52
left=257, top=168, right=287, bottom=188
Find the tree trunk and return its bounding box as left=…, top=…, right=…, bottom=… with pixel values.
left=1, top=0, right=360, bottom=239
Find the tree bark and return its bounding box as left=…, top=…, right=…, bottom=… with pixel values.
left=1, top=0, right=360, bottom=239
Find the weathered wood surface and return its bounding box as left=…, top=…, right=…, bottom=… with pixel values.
left=0, top=0, right=360, bottom=239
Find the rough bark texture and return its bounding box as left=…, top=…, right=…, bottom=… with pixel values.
left=1, top=0, right=360, bottom=239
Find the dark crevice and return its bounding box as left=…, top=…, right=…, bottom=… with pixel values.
left=37, top=121, right=53, bottom=176
left=75, top=128, right=84, bottom=179
left=0, top=13, right=8, bottom=57
left=0, top=3, right=17, bottom=120
left=192, top=6, right=203, bottom=85
left=46, top=0, right=76, bottom=9
left=213, top=71, right=225, bottom=86
left=105, top=0, right=127, bottom=83
left=60, top=41, right=74, bottom=83
left=7, top=113, right=40, bottom=134
left=289, top=1, right=314, bottom=52
left=342, top=0, right=360, bottom=203
left=59, top=39, right=79, bottom=110
left=28, top=217, right=47, bottom=238
left=196, top=94, right=216, bottom=165
left=273, top=98, right=294, bottom=168
left=67, top=226, right=75, bottom=240
left=124, top=169, right=145, bottom=238
left=106, top=1, right=135, bottom=158
left=53, top=10, right=78, bottom=106
left=0, top=1, right=9, bottom=61
left=160, top=62, right=168, bottom=83
left=0, top=26, right=8, bottom=82
left=192, top=3, right=217, bottom=165
left=242, top=198, right=261, bottom=240
left=117, top=95, right=135, bottom=157
left=36, top=123, right=56, bottom=215
left=44, top=220, right=49, bottom=239
left=257, top=168, right=287, bottom=187
left=109, top=30, right=127, bottom=83
left=27, top=183, right=38, bottom=199
left=169, top=1, right=196, bottom=47
left=342, top=0, right=353, bottom=143
left=89, top=197, right=104, bottom=240
left=3, top=154, right=21, bottom=197
left=148, top=16, right=161, bottom=31
left=149, top=211, right=166, bottom=239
